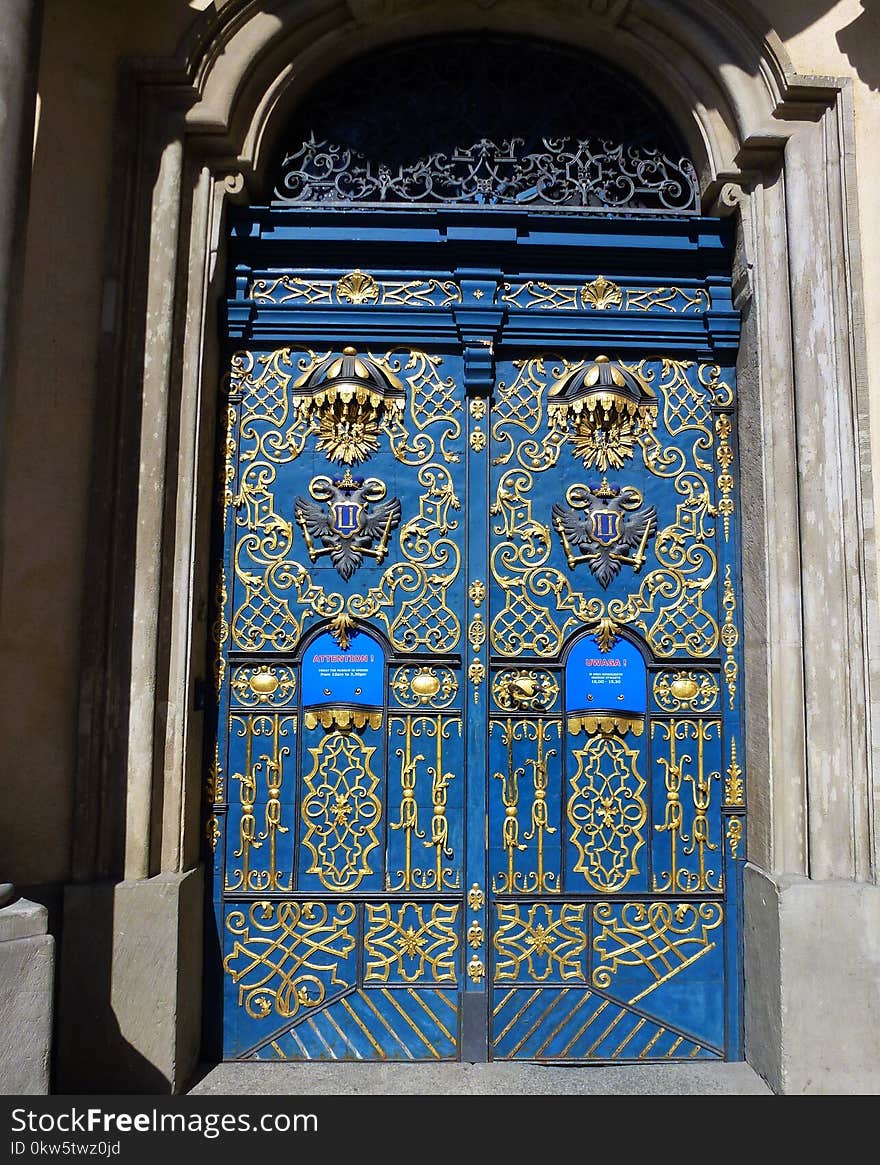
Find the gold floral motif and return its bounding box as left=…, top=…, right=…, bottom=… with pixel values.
left=364, top=903, right=459, bottom=983
left=727, top=818, right=743, bottom=859
left=335, top=269, right=379, bottom=304
left=206, top=815, right=220, bottom=853
left=224, top=901, right=357, bottom=1019
left=470, top=429, right=487, bottom=452
left=581, top=275, right=623, bottom=310
left=467, top=955, right=486, bottom=983
left=494, top=904, right=587, bottom=981
left=467, top=884, right=485, bottom=911
left=251, top=273, right=462, bottom=308
left=303, top=707, right=382, bottom=731
left=212, top=570, right=229, bottom=695
left=467, top=921, right=485, bottom=948
left=468, top=613, right=486, bottom=649
left=468, top=580, right=487, bottom=606
left=469, top=398, right=487, bottom=420
left=301, top=733, right=382, bottom=891
left=501, top=281, right=708, bottom=313
left=467, top=661, right=486, bottom=704
left=725, top=738, right=744, bottom=806
left=593, top=901, right=723, bottom=1002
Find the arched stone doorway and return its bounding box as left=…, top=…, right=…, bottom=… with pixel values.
left=206, top=33, right=744, bottom=1064
left=60, top=1, right=880, bottom=1094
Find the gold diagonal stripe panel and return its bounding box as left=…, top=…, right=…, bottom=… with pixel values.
left=408, top=988, right=455, bottom=1043
left=379, top=989, right=443, bottom=1058
left=497, top=989, right=720, bottom=1061
left=340, top=997, right=386, bottom=1058
left=494, top=989, right=541, bottom=1043
left=325, top=1006, right=365, bottom=1059
left=506, top=989, right=573, bottom=1057
left=356, top=991, right=415, bottom=1060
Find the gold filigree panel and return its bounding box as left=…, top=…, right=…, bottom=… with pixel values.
left=225, top=714, right=295, bottom=893
left=387, top=715, right=461, bottom=892
left=224, top=901, right=356, bottom=1019
left=652, top=720, right=722, bottom=893
left=567, top=734, right=647, bottom=892
left=251, top=271, right=462, bottom=308
left=364, top=903, right=460, bottom=983
left=592, top=901, right=723, bottom=1004
left=301, top=732, right=382, bottom=891
left=492, top=718, right=561, bottom=894
left=501, top=280, right=709, bottom=314
left=494, top=903, right=588, bottom=982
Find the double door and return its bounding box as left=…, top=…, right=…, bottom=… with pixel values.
left=208, top=250, right=745, bottom=1063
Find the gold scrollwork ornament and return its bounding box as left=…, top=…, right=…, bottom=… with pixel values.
left=467, top=955, right=486, bottom=983
left=468, top=884, right=485, bottom=911
left=468, top=661, right=486, bottom=705
left=467, top=921, right=485, bottom=948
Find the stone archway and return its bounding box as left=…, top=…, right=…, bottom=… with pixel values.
left=61, top=0, right=880, bottom=1094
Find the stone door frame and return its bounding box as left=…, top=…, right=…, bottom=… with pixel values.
left=61, top=0, right=880, bottom=1095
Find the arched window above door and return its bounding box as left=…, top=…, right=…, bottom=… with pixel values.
left=270, top=35, right=699, bottom=213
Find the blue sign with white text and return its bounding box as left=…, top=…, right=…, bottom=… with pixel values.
left=301, top=630, right=384, bottom=707
left=565, top=635, right=646, bottom=715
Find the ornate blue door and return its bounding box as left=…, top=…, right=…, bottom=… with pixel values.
left=205, top=215, right=745, bottom=1063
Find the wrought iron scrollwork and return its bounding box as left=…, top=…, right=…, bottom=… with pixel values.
left=271, top=38, right=699, bottom=213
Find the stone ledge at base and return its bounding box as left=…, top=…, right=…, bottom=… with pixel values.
left=744, top=864, right=880, bottom=1094
left=187, top=1060, right=772, bottom=1095
left=56, top=868, right=203, bottom=1095
left=0, top=897, right=54, bottom=1095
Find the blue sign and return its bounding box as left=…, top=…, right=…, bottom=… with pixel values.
left=301, top=631, right=384, bottom=707
left=565, top=635, right=646, bottom=715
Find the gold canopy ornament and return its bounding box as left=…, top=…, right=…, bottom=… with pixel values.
left=548, top=354, right=658, bottom=471
left=292, top=346, right=406, bottom=465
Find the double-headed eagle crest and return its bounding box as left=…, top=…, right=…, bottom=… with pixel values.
left=552, top=477, right=656, bottom=588
left=294, top=469, right=401, bottom=580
